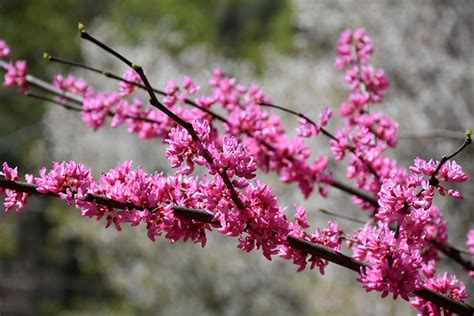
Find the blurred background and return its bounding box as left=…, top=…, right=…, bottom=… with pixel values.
left=0, top=0, right=472, bottom=315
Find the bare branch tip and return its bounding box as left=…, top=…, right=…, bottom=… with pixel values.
left=78, top=22, right=86, bottom=33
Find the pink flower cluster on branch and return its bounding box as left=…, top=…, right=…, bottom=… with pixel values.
left=0, top=25, right=472, bottom=315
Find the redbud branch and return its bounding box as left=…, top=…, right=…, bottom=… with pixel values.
left=429, top=239, right=474, bottom=271
left=399, top=129, right=466, bottom=140
left=429, top=130, right=471, bottom=187
left=258, top=101, right=381, bottom=179
left=318, top=208, right=368, bottom=225
left=287, top=236, right=473, bottom=315
left=324, top=178, right=378, bottom=207
left=79, top=25, right=245, bottom=209
left=0, top=60, right=82, bottom=105
left=24, top=91, right=167, bottom=125
left=257, top=101, right=336, bottom=141
left=25, top=91, right=83, bottom=112
left=43, top=53, right=228, bottom=123
left=0, top=175, right=472, bottom=315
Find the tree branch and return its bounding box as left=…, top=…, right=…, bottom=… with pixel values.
left=0, top=175, right=472, bottom=315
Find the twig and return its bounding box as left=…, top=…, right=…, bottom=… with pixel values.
left=429, top=129, right=471, bottom=187
left=399, top=129, right=466, bottom=140
left=318, top=208, right=368, bottom=225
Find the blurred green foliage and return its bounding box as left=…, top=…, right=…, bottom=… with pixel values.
left=107, top=0, right=294, bottom=69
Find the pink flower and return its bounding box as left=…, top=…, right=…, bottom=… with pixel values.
left=0, top=40, right=11, bottom=59
left=165, top=125, right=200, bottom=175
left=3, top=60, right=27, bottom=93
left=297, top=107, right=332, bottom=138
left=353, top=224, right=423, bottom=300
left=207, top=136, right=257, bottom=181
left=330, top=130, right=349, bottom=161
left=82, top=92, right=120, bottom=130
left=119, top=68, right=142, bottom=96
left=410, top=272, right=468, bottom=315
left=294, top=205, right=309, bottom=229
left=236, top=181, right=290, bottom=260
left=35, top=161, right=93, bottom=205
left=1, top=162, right=31, bottom=211
left=410, top=157, right=467, bottom=199
left=163, top=80, right=179, bottom=107
left=280, top=221, right=341, bottom=274
left=182, top=75, right=199, bottom=95
left=54, top=74, right=93, bottom=97
left=335, top=28, right=373, bottom=69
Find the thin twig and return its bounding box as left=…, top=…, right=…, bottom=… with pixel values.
left=399, top=129, right=466, bottom=140
left=429, top=130, right=471, bottom=187
left=318, top=208, right=368, bottom=225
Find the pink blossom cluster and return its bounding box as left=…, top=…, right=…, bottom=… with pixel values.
left=119, top=68, right=142, bottom=96
left=54, top=74, right=93, bottom=98
left=467, top=230, right=474, bottom=282
left=410, top=269, right=468, bottom=316
left=0, top=38, right=26, bottom=92
left=205, top=69, right=332, bottom=197
left=335, top=28, right=373, bottom=69
left=163, top=76, right=199, bottom=107
left=410, top=157, right=467, bottom=198
left=53, top=74, right=198, bottom=139
left=297, top=106, right=332, bottom=138
left=1, top=163, right=32, bottom=211
left=280, top=206, right=341, bottom=273
left=352, top=223, right=423, bottom=300
left=328, top=28, right=402, bottom=212
left=0, top=40, right=10, bottom=59
left=350, top=154, right=467, bottom=300
left=3, top=60, right=27, bottom=93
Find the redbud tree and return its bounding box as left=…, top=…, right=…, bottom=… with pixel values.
left=0, top=24, right=473, bottom=315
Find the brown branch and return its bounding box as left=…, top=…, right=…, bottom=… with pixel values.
left=0, top=175, right=472, bottom=314
left=287, top=236, right=474, bottom=315
left=429, top=130, right=471, bottom=187
left=325, top=178, right=378, bottom=207
left=430, top=239, right=474, bottom=271
left=318, top=208, right=368, bottom=225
